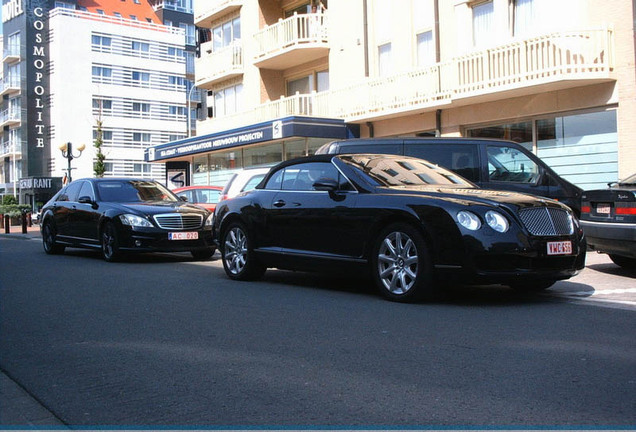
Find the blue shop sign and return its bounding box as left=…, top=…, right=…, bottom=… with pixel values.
left=146, top=117, right=358, bottom=162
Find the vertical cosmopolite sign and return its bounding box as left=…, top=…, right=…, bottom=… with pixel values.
left=26, top=0, right=50, bottom=177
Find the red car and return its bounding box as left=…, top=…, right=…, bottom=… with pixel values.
left=172, top=185, right=223, bottom=212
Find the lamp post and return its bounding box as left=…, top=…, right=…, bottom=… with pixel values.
left=187, top=84, right=198, bottom=138
left=59, top=142, right=85, bottom=183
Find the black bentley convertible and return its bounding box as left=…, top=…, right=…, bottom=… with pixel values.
left=212, top=154, right=586, bottom=302
left=40, top=178, right=215, bottom=262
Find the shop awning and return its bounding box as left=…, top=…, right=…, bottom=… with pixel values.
left=145, top=116, right=358, bottom=162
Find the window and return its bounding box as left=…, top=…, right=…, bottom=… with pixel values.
left=180, top=23, right=195, bottom=45
left=93, top=98, right=113, bottom=111
left=93, top=130, right=113, bottom=142
left=286, top=70, right=329, bottom=96
left=7, top=32, right=20, bottom=56
left=473, top=1, right=495, bottom=47
left=96, top=9, right=104, bottom=14
left=92, top=66, right=112, bottom=82
left=378, top=43, right=392, bottom=76
left=114, top=12, right=122, bottom=18
left=132, top=103, right=150, bottom=116
left=417, top=31, right=434, bottom=66
left=132, top=71, right=150, bottom=85
left=169, top=106, right=186, bottom=116
left=132, top=41, right=150, bottom=54
left=405, top=144, right=480, bottom=183
left=168, top=75, right=185, bottom=88
left=54, top=1, right=75, bottom=9
left=92, top=35, right=112, bottom=51
left=514, top=0, right=549, bottom=36
left=211, top=84, right=243, bottom=117
left=130, top=15, right=137, bottom=20
left=487, top=145, right=540, bottom=184
left=133, top=132, right=151, bottom=143
left=168, top=46, right=184, bottom=58
left=78, top=182, right=95, bottom=201
left=212, top=17, right=241, bottom=51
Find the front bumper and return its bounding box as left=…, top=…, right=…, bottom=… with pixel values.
left=437, top=233, right=586, bottom=285
left=117, top=226, right=215, bottom=253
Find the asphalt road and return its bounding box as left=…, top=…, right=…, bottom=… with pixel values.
left=1, top=237, right=635, bottom=427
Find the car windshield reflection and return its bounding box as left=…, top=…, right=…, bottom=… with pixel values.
left=97, top=180, right=178, bottom=203
left=343, top=155, right=474, bottom=187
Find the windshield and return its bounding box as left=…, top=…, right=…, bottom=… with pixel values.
left=96, top=180, right=178, bottom=203
left=341, top=154, right=474, bottom=187
left=619, top=173, right=636, bottom=186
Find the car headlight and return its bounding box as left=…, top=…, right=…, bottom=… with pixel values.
left=457, top=210, right=481, bottom=230
left=119, top=214, right=153, bottom=228
left=205, top=212, right=214, bottom=227
left=485, top=210, right=509, bottom=233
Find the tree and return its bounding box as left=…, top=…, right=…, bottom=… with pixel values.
left=93, top=102, right=106, bottom=178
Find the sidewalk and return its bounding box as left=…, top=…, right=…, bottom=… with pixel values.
left=0, top=223, right=41, bottom=240
left=0, top=372, right=67, bottom=428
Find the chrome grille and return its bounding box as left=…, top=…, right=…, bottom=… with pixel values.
left=518, top=207, right=574, bottom=236
left=153, top=213, right=203, bottom=230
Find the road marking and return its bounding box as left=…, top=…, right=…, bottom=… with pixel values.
left=563, top=287, right=636, bottom=297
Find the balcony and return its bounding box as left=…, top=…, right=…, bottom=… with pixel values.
left=0, top=109, right=21, bottom=128
left=195, top=42, right=244, bottom=89
left=0, top=140, right=22, bottom=158
left=199, top=28, right=613, bottom=132
left=3, top=43, right=20, bottom=64
left=195, top=0, right=242, bottom=28
left=253, top=12, right=329, bottom=70
left=149, top=0, right=193, bottom=14
left=0, top=77, right=21, bottom=97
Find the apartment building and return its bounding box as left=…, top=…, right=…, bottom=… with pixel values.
left=147, top=0, right=635, bottom=191
left=1, top=0, right=189, bottom=208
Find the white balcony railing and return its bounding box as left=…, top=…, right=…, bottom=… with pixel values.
left=3, top=43, right=20, bottom=63
left=195, top=42, right=244, bottom=88
left=49, top=8, right=184, bottom=35
left=254, top=12, right=328, bottom=66
left=199, top=29, right=613, bottom=133
left=0, top=109, right=21, bottom=127
left=0, top=140, right=22, bottom=157
left=0, top=76, right=21, bottom=94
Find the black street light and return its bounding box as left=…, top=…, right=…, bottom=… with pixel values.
left=59, top=142, right=86, bottom=183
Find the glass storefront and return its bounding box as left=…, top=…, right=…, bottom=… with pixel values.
left=190, top=137, right=333, bottom=187
left=467, top=109, right=617, bottom=190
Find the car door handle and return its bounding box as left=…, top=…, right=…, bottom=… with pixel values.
left=273, top=199, right=286, bottom=208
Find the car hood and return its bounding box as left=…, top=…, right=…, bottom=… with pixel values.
left=378, top=185, right=566, bottom=210
left=115, top=201, right=209, bottom=216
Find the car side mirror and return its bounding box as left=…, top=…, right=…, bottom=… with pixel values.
left=178, top=196, right=188, bottom=202
left=78, top=196, right=98, bottom=208
left=313, top=178, right=339, bottom=192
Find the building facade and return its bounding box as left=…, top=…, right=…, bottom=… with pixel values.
left=1, top=0, right=189, bottom=208
left=148, top=0, right=635, bottom=193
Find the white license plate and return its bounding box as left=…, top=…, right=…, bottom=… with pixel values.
left=169, top=232, right=198, bottom=240
left=596, top=203, right=611, bottom=214
left=547, top=240, right=572, bottom=256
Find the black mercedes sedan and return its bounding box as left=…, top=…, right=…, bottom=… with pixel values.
left=212, top=154, right=586, bottom=302
left=580, top=173, right=636, bottom=268
left=40, top=178, right=215, bottom=262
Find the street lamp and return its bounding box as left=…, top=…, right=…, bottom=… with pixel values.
left=187, top=84, right=198, bottom=138
left=59, top=142, right=86, bottom=183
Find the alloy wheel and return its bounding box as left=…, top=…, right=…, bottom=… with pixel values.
left=224, top=226, right=248, bottom=275
left=377, top=231, right=419, bottom=295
